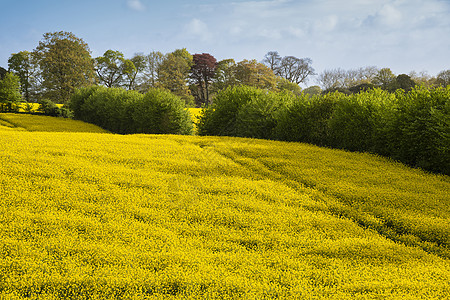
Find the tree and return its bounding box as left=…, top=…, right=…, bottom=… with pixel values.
left=303, top=85, right=322, bottom=96
left=373, top=68, right=395, bottom=90
left=317, top=68, right=346, bottom=90
left=0, top=73, right=22, bottom=112
left=125, top=53, right=147, bottom=91
left=276, top=77, right=301, bottom=94
left=34, top=31, right=95, bottom=104
left=157, top=48, right=194, bottom=106
left=277, top=56, right=315, bottom=85
left=390, top=74, right=416, bottom=92
left=142, top=51, right=164, bottom=90
left=0, top=67, right=7, bottom=80
left=317, top=67, right=379, bottom=91
left=7, top=51, right=39, bottom=102
left=95, top=50, right=135, bottom=88
left=234, top=59, right=277, bottom=90
left=436, top=70, right=450, bottom=87
left=262, top=51, right=282, bottom=72
left=190, top=53, right=217, bottom=106
left=211, top=59, right=237, bottom=93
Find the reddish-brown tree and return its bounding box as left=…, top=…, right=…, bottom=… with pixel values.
left=190, top=53, right=217, bottom=106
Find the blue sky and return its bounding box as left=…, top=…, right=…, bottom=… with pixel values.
left=1, top=0, right=449, bottom=85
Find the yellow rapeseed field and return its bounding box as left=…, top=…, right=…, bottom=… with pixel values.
left=0, top=113, right=109, bottom=133
left=0, top=115, right=449, bottom=299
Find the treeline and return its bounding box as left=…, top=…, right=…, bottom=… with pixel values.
left=1, top=31, right=312, bottom=109
left=2, top=31, right=449, bottom=111
left=198, top=85, right=450, bottom=175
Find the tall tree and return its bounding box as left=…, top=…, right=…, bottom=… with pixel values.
left=211, top=59, right=237, bottom=93
left=262, top=51, right=282, bottom=72
left=95, top=50, right=134, bottom=88
left=125, top=53, right=147, bottom=91
left=34, top=31, right=95, bottom=104
left=317, top=68, right=346, bottom=90
left=0, top=67, right=8, bottom=80
left=157, top=48, right=194, bottom=106
left=190, top=53, right=217, bottom=106
left=0, top=73, right=22, bottom=112
left=263, top=52, right=315, bottom=85
left=144, top=51, right=164, bottom=89
left=436, top=70, right=450, bottom=87
left=234, top=59, right=277, bottom=90
left=373, top=68, right=396, bottom=90
left=277, top=56, right=315, bottom=85
left=7, top=51, right=38, bottom=102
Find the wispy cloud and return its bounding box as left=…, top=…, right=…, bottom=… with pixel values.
left=127, top=0, right=145, bottom=12
left=183, top=18, right=212, bottom=42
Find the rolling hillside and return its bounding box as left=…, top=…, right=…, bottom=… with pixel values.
left=0, top=114, right=449, bottom=299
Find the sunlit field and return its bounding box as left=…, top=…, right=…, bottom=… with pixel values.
left=0, top=113, right=109, bottom=133
left=0, top=115, right=449, bottom=299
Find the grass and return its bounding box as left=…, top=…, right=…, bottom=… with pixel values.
left=0, top=115, right=449, bottom=299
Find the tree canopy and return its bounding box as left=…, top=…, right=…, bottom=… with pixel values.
left=34, top=31, right=95, bottom=104
left=0, top=72, right=22, bottom=112
left=190, top=53, right=217, bottom=106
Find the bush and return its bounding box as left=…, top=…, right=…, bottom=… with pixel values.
left=38, top=99, right=73, bottom=118
left=390, top=86, right=450, bottom=174
left=0, top=73, right=22, bottom=112
left=132, top=88, right=193, bottom=135
left=70, top=87, right=193, bottom=135
left=69, top=85, right=101, bottom=120
left=197, top=85, right=292, bottom=138
left=80, top=87, right=143, bottom=134
left=327, top=89, right=396, bottom=152
left=274, top=92, right=341, bottom=146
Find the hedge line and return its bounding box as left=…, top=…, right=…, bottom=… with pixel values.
left=198, top=85, right=450, bottom=175
left=70, top=86, right=193, bottom=135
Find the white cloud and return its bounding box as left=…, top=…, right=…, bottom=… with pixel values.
left=184, top=19, right=212, bottom=42
left=127, top=0, right=145, bottom=12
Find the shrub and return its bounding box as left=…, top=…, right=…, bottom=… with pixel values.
left=70, top=87, right=193, bottom=135
left=327, top=89, right=396, bottom=153
left=274, top=92, right=341, bottom=146
left=390, top=86, right=450, bottom=174
left=38, top=99, right=74, bottom=118
left=81, top=87, right=143, bottom=134
left=69, top=85, right=101, bottom=120
left=132, top=88, right=193, bottom=135
left=38, top=99, right=60, bottom=116
left=0, top=73, right=22, bottom=112
left=235, top=91, right=295, bottom=139
left=197, top=85, right=291, bottom=138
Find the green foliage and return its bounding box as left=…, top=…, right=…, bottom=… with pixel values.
left=200, top=85, right=449, bottom=175
left=70, top=86, right=193, bottom=135
left=34, top=31, right=95, bottom=104
left=0, top=72, right=22, bottom=112
left=327, top=89, right=395, bottom=152
left=274, top=92, right=341, bottom=146
left=69, top=85, right=102, bottom=120
left=198, top=85, right=280, bottom=137
left=132, top=88, right=193, bottom=135
left=157, top=49, right=194, bottom=107
left=390, top=86, right=450, bottom=174
left=235, top=91, right=295, bottom=139
left=276, top=77, right=302, bottom=94
left=81, top=87, right=143, bottom=133
left=38, top=99, right=74, bottom=118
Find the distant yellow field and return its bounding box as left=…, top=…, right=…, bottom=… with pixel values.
left=0, top=113, right=109, bottom=133
left=0, top=115, right=449, bottom=299
left=16, top=102, right=63, bottom=113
